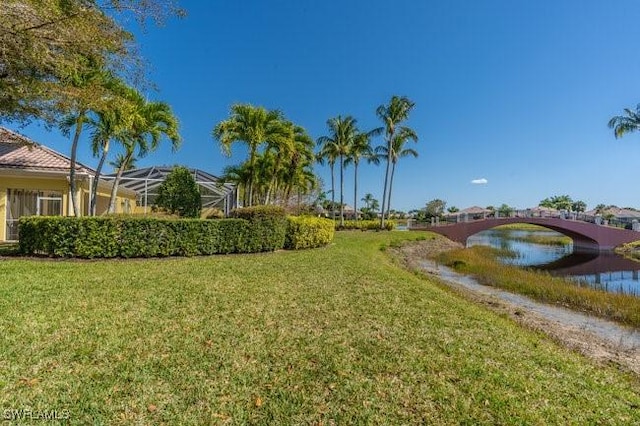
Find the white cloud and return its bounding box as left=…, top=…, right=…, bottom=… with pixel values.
left=471, top=178, right=488, bottom=185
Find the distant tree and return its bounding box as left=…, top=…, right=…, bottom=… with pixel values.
left=608, top=104, right=640, bottom=139
left=425, top=199, right=446, bottom=219
left=447, top=206, right=459, bottom=213
left=497, top=203, right=514, bottom=217
left=571, top=200, right=587, bottom=213
left=360, top=193, right=380, bottom=220
left=539, top=195, right=573, bottom=211
left=156, top=166, right=201, bottom=218
left=595, top=204, right=607, bottom=215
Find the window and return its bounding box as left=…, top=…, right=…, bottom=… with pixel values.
left=6, top=189, right=62, bottom=240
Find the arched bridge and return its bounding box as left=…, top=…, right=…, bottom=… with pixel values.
left=411, top=217, right=640, bottom=252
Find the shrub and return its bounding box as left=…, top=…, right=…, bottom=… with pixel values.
left=285, top=216, right=334, bottom=249
left=231, top=206, right=288, bottom=252
left=155, top=166, right=202, bottom=218
left=18, top=214, right=286, bottom=258
left=337, top=220, right=395, bottom=231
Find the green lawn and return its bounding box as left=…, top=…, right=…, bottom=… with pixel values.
left=1, top=232, right=639, bottom=424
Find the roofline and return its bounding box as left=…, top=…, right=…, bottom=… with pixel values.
left=0, top=167, right=136, bottom=197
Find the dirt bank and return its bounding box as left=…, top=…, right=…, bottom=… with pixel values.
left=389, top=237, right=640, bottom=378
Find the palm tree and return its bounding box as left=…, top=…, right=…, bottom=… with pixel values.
left=86, top=80, right=141, bottom=215
left=376, top=96, right=416, bottom=228
left=316, top=145, right=338, bottom=221
left=213, top=104, right=289, bottom=206
left=317, top=116, right=358, bottom=226
left=361, top=193, right=375, bottom=210
left=108, top=96, right=180, bottom=213
left=375, top=127, right=418, bottom=220
left=59, top=64, right=114, bottom=216
left=608, top=104, right=640, bottom=138
left=280, top=125, right=315, bottom=206
left=222, top=162, right=252, bottom=207
left=345, top=128, right=382, bottom=220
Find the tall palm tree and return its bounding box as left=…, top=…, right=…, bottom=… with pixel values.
left=87, top=110, right=121, bottom=215
left=59, top=64, right=113, bottom=216
left=345, top=128, right=382, bottom=220
left=375, top=127, right=418, bottom=220
left=264, top=121, right=308, bottom=204
left=376, top=96, right=416, bottom=228
left=86, top=80, right=140, bottom=215
left=280, top=125, right=315, bottom=206
left=316, top=142, right=338, bottom=221
left=213, top=104, right=289, bottom=206
left=608, top=104, right=640, bottom=138
left=108, top=95, right=180, bottom=213
left=317, top=116, right=358, bottom=226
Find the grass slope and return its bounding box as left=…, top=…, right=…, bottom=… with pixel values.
left=1, top=232, right=639, bottom=424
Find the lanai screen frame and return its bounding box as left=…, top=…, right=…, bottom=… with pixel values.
left=102, top=166, right=238, bottom=215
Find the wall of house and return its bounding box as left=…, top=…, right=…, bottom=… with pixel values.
left=0, top=175, right=70, bottom=241
left=0, top=175, right=137, bottom=241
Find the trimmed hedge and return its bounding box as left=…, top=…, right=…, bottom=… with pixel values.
left=285, top=216, right=335, bottom=250
left=230, top=206, right=288, bottom=252
left=337, top=220, right=396, bottom=231
left=18, top=207, right=333, bottom=258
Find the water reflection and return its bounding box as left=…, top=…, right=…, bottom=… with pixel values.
left=467, top=228, right=640, bottom=296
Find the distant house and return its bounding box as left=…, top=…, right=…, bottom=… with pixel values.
left=447, top=206, right=492, bottom=221
left=584, top=207, right=640, bottom=226
left=526, top=206, right=560, bottom=217
left=0, top=127, right=136, bottom=241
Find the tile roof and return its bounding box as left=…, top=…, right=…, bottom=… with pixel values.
left=0, top=126, right=94, bottom=174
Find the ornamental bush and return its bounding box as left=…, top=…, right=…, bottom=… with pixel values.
left=285, top=216, right=334, bottom=250
left=155, top=166, right=202, bottom=218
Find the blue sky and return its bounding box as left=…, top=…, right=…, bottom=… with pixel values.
left=14, top=0, right=640, bottom=211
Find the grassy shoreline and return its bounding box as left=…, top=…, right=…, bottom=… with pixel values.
left=436, top=245, right=640, bottom=328
left=1, top=231, right=639, bottom=423
left=493, top=224, right=572, bottom=246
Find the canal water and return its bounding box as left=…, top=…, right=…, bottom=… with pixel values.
left=467, top=228, right=640, bottom=296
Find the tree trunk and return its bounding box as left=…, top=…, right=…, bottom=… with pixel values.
left=69, top=112, right=86, bottom=216
left=330, top=162, right=336, bottom=221
left=90, top=138, right=109, bottom=216
left=108, top=152, right=131, bottom=214
left=248, top=147, right=257, bottom=207
left=386, top=161, right=397, bottom=222
left=265, top=156, right=281, bottom=205
left=339, top=155, right=345, bottom=227
left=353, top=161, right=359, bottom=221
left=379, top=136, right=392, bottom=228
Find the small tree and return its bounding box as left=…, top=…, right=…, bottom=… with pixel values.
left=497, top=203, right=514, bottom=217
left=156, top=166, right=201, bottom=218
left=425, top=199, right=446, bottom=219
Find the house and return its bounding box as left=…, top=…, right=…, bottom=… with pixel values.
left=446, top=206, right=493, bottom=221
left=0, top=127, right=136, bottom=241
